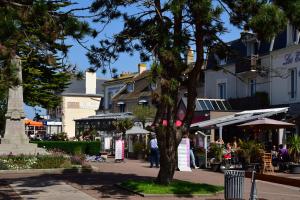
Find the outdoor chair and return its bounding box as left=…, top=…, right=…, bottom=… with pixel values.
left=261, top=153, right=275, bottom=175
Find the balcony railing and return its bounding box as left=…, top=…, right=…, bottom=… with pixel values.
left=235, top=55, right=261, bottom=73
left=228, top=92, right=269, bottom=110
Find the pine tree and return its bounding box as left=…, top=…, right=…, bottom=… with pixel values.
left=0, top=0, right=94, bottom=129
left=89, top=0, right=299, bottom=184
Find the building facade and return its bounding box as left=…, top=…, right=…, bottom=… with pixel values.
left=111, top=64, right=159, bottom=113
left=204, top=24, right=300, bottom=133
left=48, top=71, right=106, bottom=138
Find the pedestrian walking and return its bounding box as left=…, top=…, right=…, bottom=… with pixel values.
left=149, top=134, right=159, bottom=168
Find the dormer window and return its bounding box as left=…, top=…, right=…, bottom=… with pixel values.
left=214, top=54, right=227, bottom=66
left=150, top=82, right=157, bottom=90
left=127, top=83, right=134, bottom=92
left=287, top=23, right=299, bottom=46
left=246, top=42, right=255, bottom=56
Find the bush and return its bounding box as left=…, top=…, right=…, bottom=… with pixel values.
left=32, top=141, right=101, bottom=155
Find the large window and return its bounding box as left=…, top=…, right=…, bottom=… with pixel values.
left=218, top=83, right=227, bottom=99
left=197, top=99, right=231, bottom=111
left=249, top=79, right=256, bottom=96
left=290, top=68, right=297, bottom=99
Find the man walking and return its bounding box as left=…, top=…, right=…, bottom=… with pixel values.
left=150, top=134, right=159, bottom=168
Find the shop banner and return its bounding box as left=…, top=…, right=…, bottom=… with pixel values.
left=177, top=138, right=191, bottom=171
left=115, top=140, right=125, bottom=160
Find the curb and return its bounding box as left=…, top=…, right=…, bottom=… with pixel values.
left=114, top=183, right=224, bottom=197
left=0, top=167, right=93, bottom=174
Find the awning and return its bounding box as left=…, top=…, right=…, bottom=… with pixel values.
left=238, top=118, right=295, bottom=129
left=191, top=107, right=289, bottom=129
left=24, top=120, right=44, bottom=127
left=191, top=107, right=289, bottom=139
left=126, top=126, right=150, bottom=135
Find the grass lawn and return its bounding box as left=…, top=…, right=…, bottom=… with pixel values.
left=120, top=180, right=224, bottom=195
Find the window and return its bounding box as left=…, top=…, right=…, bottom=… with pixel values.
left=290, top=68, right=297, bottom=99
left=150, top=82, right=157, bottom=90
left=218, top=83, right=227, bottom=99
left=287, top=24, right=298, bottom=45
left=119, top=104, right=126, bottom=112
left=247, top=42, right=255, bottom=56
left=249, top=79, right=256, bottom=96
left=127, top=83, right=134, bottom=92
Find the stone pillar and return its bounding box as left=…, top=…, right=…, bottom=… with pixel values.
left=0, top=56, right=46, bottom=154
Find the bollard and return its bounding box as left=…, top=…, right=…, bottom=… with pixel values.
left=224, top=170, right=245, bottom=200
left=249, top=170, right=257, bottom=200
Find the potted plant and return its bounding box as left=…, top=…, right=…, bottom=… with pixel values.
left=133, top=142, right=145, bottom=160
left=208, top=143, right=223, bottom=171
left=288, top=135, right=300, bottom=174
left=238, top=140, right=263, bottom=171
left=194, top=147, right=206, bottom=168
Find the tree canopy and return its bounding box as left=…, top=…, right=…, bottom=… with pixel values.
left=88, top=0, right=300, bottom=184
left=0, top=0, right=94, bottom=109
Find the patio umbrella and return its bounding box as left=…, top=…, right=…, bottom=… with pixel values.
left=125, top=126, right=150, bottom=135
left=238, top=118, right=295, bottom=129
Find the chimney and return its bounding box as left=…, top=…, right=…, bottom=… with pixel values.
left=187, top=47, right=194, bottom=64
left=138, top=63, right=147, bottom=74
left=85, top=71, right=96, bottom=94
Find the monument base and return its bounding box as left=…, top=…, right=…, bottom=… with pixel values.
left=0, top=143, right=48, bottom=155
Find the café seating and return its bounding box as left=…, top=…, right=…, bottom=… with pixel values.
left=261, top=153, right=274, bottom=175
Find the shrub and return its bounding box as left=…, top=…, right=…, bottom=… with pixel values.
left=32, top=141, right=101, bottom=155
left=0, top=155, right=71, bottom=170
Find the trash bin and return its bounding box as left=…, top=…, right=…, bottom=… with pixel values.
left=224, top=170, right=245, bottom=200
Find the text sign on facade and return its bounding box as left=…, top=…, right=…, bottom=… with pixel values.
left=177, top=138, right=191, bottom=171
left=282, top=51, right=300, bottom=65
left=115, top=140, right=125, bottom=160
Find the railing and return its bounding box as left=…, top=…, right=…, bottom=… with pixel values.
left=228, top=93, right=269, bottom=110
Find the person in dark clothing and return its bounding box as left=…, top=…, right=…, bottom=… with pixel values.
left=149, top=134, right=159, bottom=168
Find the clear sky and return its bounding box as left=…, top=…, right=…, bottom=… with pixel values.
left=25, top=1, right=241, bottom=119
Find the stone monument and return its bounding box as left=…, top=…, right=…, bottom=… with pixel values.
left=0, top=56, right=47, bottom=154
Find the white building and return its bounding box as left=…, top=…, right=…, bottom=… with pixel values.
left=48, top=71, right=106, bottom=138
left=204, top=24, right=300, bottom=134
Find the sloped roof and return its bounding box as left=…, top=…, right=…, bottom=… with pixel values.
left=206, top=30, right=287, bottom=69
left=62, top=78, right=106, bottom=96
left=112, top=70, right=157, bottom=101
left=104, top=73, right=137, bottom=85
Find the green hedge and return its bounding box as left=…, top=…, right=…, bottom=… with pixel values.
left=32, top=141, right=101, bottom=155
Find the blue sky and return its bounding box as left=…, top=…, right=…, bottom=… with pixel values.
left=25, top=1, right=241, bottom=119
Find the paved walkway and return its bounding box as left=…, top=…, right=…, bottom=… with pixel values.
left=1, top=159, right=300, bottom=200
left=9, top=179, right=96, bottom=200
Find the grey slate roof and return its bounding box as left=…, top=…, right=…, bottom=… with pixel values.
left=206, top=30, right=287, bottom=69
left=61, top=78, right=106, bottom=96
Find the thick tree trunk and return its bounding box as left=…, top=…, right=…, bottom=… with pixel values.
left=156, top=126, right=178, bottom=185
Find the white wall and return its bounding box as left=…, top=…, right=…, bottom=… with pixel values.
left=62, top=96, right=101, bottom=138
left=205, top=59, right=270, bottom=100
left=205, top=65, right=237, bottom=99
left=270, top=45, right=300, bottom=105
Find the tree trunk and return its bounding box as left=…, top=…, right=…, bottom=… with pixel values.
left=156, top=126, right=178, bottom=185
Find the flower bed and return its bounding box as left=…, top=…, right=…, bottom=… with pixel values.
left=0, top=154, right=81, bottom=170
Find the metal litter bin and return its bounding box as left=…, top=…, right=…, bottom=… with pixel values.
left=224, top=170, right=245, bottom=200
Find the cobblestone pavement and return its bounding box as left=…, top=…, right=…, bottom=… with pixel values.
left=1, top=159, right=300, bottom=200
